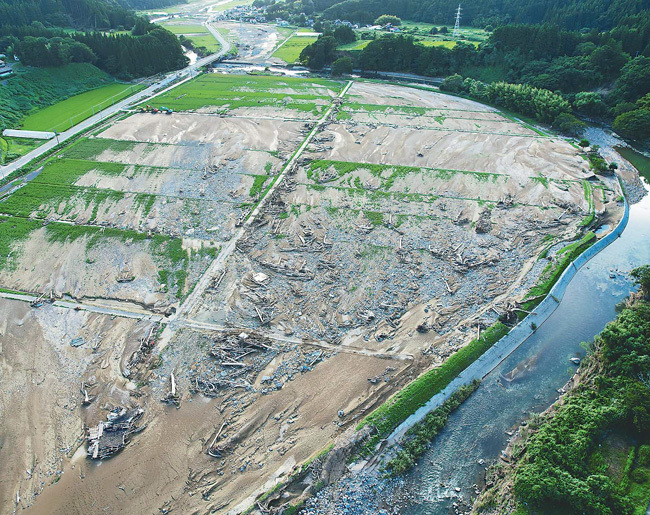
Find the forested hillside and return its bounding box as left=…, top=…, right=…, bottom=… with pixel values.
left=0, top=0, right=185, bottom=28
left=0, top=0, right=135, bottom=30
left=0, top=2, right=187, bottom=79
left=265, top=0, right=650, bottom=30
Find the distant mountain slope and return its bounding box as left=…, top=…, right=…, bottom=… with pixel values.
left=0, top=0, right=186, bottom=30
left=117, top=0, right=188, bottom=10
left=0, top=0, right=133, bottom=29
left=318, top=0, right=649, bottom=30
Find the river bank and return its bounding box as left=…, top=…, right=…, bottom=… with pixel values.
left=473, top=292, right=650, bottom=514
left=296, top=130, right=649, bottom=515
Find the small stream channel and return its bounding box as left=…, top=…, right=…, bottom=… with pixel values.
left=403, top=182, right=650, bottom=513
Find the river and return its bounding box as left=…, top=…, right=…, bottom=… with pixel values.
left=403, top=173, right=650, bottom=513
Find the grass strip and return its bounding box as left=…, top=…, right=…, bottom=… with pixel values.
left=520, top=231, right=597, bottom=312
left=307, top=159, right=502, bottom=187
left=357, top=322, right=509, bottom=453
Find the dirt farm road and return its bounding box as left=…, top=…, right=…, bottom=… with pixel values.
left=0, top=22, right=231, bottom=180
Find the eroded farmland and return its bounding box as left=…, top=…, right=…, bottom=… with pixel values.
left=0, top=75, right=623, bottom=515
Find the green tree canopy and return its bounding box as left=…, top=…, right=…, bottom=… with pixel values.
left=331, top=56, right=353, bottom=75
left=374, top=15, right=401, bottom=26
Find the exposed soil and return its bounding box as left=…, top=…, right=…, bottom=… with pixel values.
left=1, top=80, right=625, bottom=515
left=0, top=298, right=149, bottom=512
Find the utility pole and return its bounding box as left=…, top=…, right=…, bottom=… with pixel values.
left=453, top=4, right=462, bottom=38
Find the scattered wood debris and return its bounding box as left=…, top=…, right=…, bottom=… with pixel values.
left=87, top=407, right=145, bottom=459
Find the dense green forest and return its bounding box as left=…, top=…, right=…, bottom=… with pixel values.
left=0, top=2, right=187, bottom=79
left=0, top=0, right=184, bottom=28
left=477, top=267, right=650, bottom=514
left=264, top=0, right=650, bottom=31
left=0, top=0, right=135, bottom=30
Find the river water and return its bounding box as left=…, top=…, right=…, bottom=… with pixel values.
left=403, top=184, right=650, bottom=513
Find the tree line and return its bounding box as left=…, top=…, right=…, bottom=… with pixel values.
left=0, top=0, right=136, bottom=31
left=264, top=0, right=649, bottom=32
left=299, top=19, right=650, bottom=141
left=1, top=15, right=188, bottom=80
left=0, top=0, right=186, bottom=30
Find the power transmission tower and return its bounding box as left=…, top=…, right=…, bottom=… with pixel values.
left=453, top=4, right=462, bottom=38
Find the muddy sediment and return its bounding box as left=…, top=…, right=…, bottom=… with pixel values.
left=1, top=78, right=625, bottom=515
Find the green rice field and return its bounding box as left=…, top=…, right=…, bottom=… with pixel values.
left=160, top=23, right=209, bottom=34
left=149, top=73, right=343, bottom=113
left=0, top=147, right=210, bottom=297
left=418, top=40, right=479, bottom=48
left=184, top=34, right=221, bottom=52
left=21, top=82, right=145, bottom=133
left=272, top=35, right=318, bottom=63
left=337, top=40, right=371, bottom=51
left=33, top=158, right=162, bottom=185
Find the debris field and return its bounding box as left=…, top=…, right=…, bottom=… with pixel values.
left=0, top=74, right=624, bottom=515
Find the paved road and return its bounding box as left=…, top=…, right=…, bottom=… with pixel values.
left=0, top=22, right=231, bottom=181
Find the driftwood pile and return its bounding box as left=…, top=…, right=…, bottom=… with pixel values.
left=87, top=407, right=145, bottom=459
left=189, top=331, right=273, bottom=397
left=161, top=372, right=180, bottom=407
left=123, top=325, right=158, bottom=378
left=259, top=258, right=314, bottom=281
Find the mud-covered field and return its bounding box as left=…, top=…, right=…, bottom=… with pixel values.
left=0, top=77, right=624, bottom=515
left=0, top=75, right=337, bottom=309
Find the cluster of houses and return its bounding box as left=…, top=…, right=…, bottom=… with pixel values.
left=215, top=5, right=267, bottom=24
left=0, top=54, right=13, bottom=78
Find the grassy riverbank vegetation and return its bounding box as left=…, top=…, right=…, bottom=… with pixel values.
left=355, top=225, right=599, bottom=458
left=476, top=266, right=650, bottom=515
left=518, top=232, right=597, bottom=315
left=383, top=381, right=480, bottom=476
